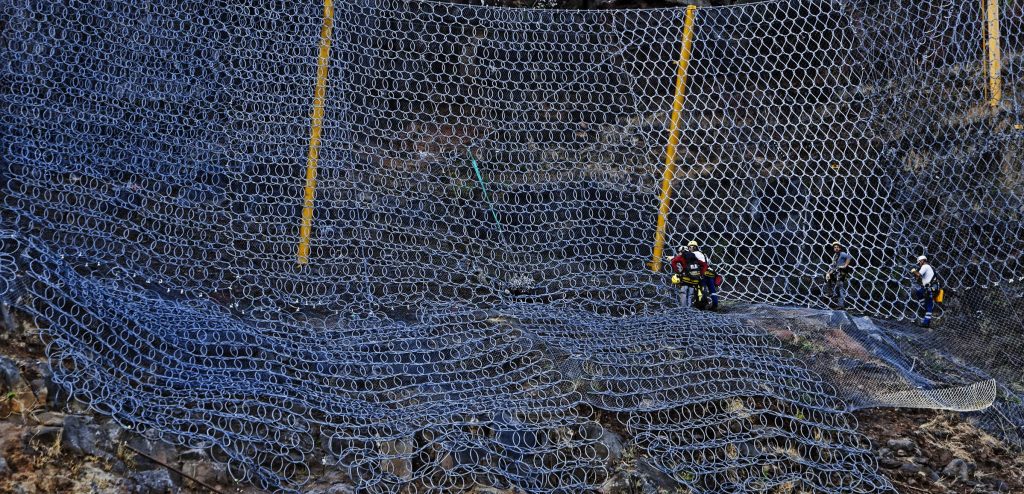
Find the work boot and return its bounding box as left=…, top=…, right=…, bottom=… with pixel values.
left=920, top=318, right=931, bottom=329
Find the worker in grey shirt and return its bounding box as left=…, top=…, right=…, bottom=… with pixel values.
left=825, top=241, right=854, bottom=309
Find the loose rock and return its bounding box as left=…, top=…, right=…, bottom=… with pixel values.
left=886, top=437, right=915, bottom=454
left=129, top=469, right=177, bottom=494
left=879, top=457, right=901, bottom=469
left=596, top=427, right=625, bottom=466
left=308, top=484, right=355, bottom=494
left=185, top=460, right=230, bottom=486
left=942, top=458, right=971, bottom=482
left=39, top=364, right=68, bottom=410
left=0, top=357, right=20, bottom=392
left=127, top=436, right=175, bottom=470
left=31, top=425, right=62, bottom=446
left=898, top=462, right=921, bottom=475
left=32, top=411, right=64, bottom=427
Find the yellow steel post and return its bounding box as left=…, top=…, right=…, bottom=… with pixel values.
left=985, top=0, right=1002, bottom=111
left=297, top=0, right=335, bottom=265
left=649, top=5, right=697, bottom=272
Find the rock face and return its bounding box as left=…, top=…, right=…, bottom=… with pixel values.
left=858, top=408, right=1024, bottom=494
left=0, top=275, right=363, bottom=494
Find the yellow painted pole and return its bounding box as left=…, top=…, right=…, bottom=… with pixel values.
left=297, top=0, right=335, bottom=265
left=985, top=0, right=1002, bottom=111
left=649, top=5, right=697, bottom=272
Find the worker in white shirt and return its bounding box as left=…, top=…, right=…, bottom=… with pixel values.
left=910, top=255, right=936, bottom=328
left=687, top=240, right=718, bottom=310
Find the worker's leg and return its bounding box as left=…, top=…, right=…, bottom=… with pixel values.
left=921, top=291, right=934, bottom=328
left=682, top=285, right=694, bottom=307
left=913, top=286, right=926, bottom=322
left=836, top=278, right=847, bottom=309
left=703, top=277, right=718, bottom=310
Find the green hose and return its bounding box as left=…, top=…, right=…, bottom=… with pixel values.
left=468, top=150, right=503, bottom=235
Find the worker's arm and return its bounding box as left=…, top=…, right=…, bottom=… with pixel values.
left=669, top=257, right=681, bottom=274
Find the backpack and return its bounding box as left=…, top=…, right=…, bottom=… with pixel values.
left=679, top=252, right=702, bottom=286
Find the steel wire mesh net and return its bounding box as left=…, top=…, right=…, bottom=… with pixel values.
left=2, top=0, right=1023, bottom=492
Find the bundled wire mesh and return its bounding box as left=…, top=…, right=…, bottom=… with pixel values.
left=1, top=0, right=1022, bottom=492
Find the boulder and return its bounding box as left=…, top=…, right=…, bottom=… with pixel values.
left=378, top=437, right=415, bottom=481
left=599, top=428, right=625, bottom=466
left=39, top=364, right=68, bottom=410
left=0, top=357, right=20, bottom=392
left=185, top=461, right=230, bottom=487
left=493, top=411, right=539, bottom=457
left=634, top=459, right=687, bottom=493
left=126, top=436, right=176, bottom=470
left=129, top=469, right=177, bottom=494
left=61, top=415, right=104, bottom=458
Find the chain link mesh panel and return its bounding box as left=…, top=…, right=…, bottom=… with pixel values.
left=2, top=0, right=1023, bottom=492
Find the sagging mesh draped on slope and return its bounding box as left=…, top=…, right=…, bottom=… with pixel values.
left=0, top=0, right=1021, bottom=492
left=9, top=244, right=890, bottom=492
